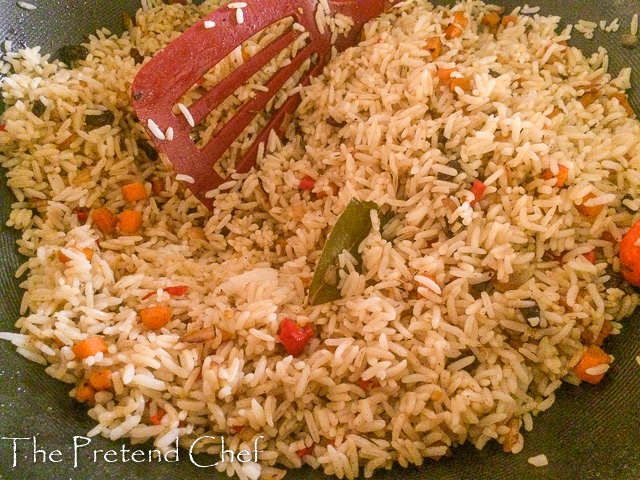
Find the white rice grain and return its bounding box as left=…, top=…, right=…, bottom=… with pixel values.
left=176, top=174, right=195, bottom=184
left=178, top=103, right=195, bottom=128
left=585, top=364, right=610, bottom=376
left=147, top=119, right=166, bottom=140
left=17, top=1, right=37, bottom=10
left=528, top=454, right=549, bottom=467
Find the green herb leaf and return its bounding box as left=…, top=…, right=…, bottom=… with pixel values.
left=308, top=198, right=392, bottom=306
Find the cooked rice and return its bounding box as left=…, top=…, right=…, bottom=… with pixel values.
left=1, top=0, right=639, bottom=479
left=17, top=1, right=37, bottom=10
left=528, top=454, right=549, bottom=467
left=178, top=102, right=195, bottom=128
left=585, top=364, right=610, bottom=376
left=176, top=174, right=196, bottom=184
left=147, top=118, right=166, bottom=140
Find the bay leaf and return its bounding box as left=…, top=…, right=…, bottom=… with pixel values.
left=308, top=198, right=391, bottom=305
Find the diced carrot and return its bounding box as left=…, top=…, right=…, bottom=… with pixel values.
left=502, top=15, right=517, bottom=26
left=594, top=320, right=613, bottom=347
left=452, top=11, right=468, bottom=28
left=449, top=76, right=470, bottom=92
left=437, top=67, right=457, bottom=83
left=576, top=192, right=604, bottom=218
left=583, top=249, right=597, bottom=264
left=230, top=425, right=243, bottom=434
left=574, top=344, right=611, bottom=384
left=542, top=164, right=569, bottom=187
left=241, top=47, right=250, bottom=62
left=470, top=179, right=486, bottom=206
left=620, top=219, right=640, bottom=286
left=150, top=407, right=165, bottom=425
left=58, top=247, right=94, bottom=263
left=139, top=305, right=172, bottom=329
left=220, top=329, right=233, bottom=342
left=580, top=91, right=599, bottom=108
left=425, top=37, right=441, bottom=59
left=481, top=12, right=501, bottom=29
left=0, top=125, right=5, bottom=132
left=73, top=336, right=107, bottom=360
left=613, top=92, right=634, bottom=116
left=297, top=445, right=315, bottom=458
left=118, top=210, right=143, bottom=234
left=76, top=382, right=96, bottom=405
left=88, top=369, right=112, bottom=391
left=299, top=175, right=316, bottom=191
left=121, top=182, right=148, bottom=202
left=151, top=178, right=164, bottom=195
left=91, top=207, right=118, bottom=234
left=142, top=285, right=189, bottom=300
left=445, top=24, right=463, bottom=39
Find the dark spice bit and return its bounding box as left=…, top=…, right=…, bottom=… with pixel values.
left=130, top=48, right=145, bottom=65
left=326, top=116, right=347, bottom=128
left=122, top=12, right=134, bottom=31
left=136, top=139, right=159, bottom=161
left=31, top=99, right=46, bottom=117
left=441, top=219, right=455, bottom=239
left=470, top=279, right=493, bottom=298
left=84, top=110, right=115, bottom=128
left=520, top=299, right=541, bottom=322
left=58, top=45, right=89, bottom=66
left=437, top=159, right=462, bottom=181
left=604, top=265, right=638, bottom=294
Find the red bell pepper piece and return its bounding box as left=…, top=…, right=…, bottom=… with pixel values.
left=298, top=175, right=316, bottom=191
left=142, top=285, right=189, bottom=300
left=470, top=179, right=486, bottom=206
left=278, top=318, right=313, bottom=356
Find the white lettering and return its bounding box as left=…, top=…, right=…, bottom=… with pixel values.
left=73, top=436, right=91, bottom=468
left=1, top=437, right=30, bottom=468
left=254, top=436, right=263, bottom=462
left=189, top=436, right=217, bottom=468
left=164, top=436, right=179, bottom=462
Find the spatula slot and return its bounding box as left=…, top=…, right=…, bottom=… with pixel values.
left=172, top=16, right=299, bottom=127
left=208, top=49, right=320, bottom=179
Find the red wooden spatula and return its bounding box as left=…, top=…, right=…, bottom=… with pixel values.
left=131, top=0, right=392, bottom=210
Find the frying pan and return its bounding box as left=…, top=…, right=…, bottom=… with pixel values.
left=1, top=1, right=639, bottom=479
